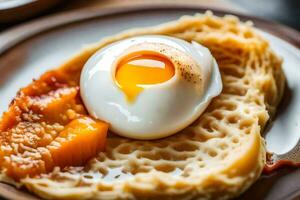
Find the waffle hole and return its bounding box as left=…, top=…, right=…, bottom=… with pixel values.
left=185, top=131, right=196, bottom=138
left=97, top=184, right=114, bottom=191
left=172, top=142, right=198, bottom=152
left=140, top=145, right=153, bottom=151
left=245, top=128, right=251, bottom=135
left=154, top=141, right=169, bottom=148
left=117, top=145, right=133, bottom=154
left=221, top=152, right=229, bottom=159
left=243, top=79, right=250, bottom=85
left=232, top=137, right=239, bottom=144
left=218, top=142, right=229, bottom=150
left=98, top=167, right=108, bottom=176
left=83, top=174, right=93, bottom=179
left=244, top=108, right=250, bottom=114
left=250, top=63, right=256, bottom=70
left=253, top=97, right=263, bottom=106
left=181, top=172, right=189, bottom=177
left=202, top=120, right=214, bottom=132
left=227, top=115, right=239, bottom=124
left=105, top=151, right=116, bottom=160
left=212, top=111, right=224, bottom=120
left=222, top=66, right=244, bottom=78
left=114, top=174, right=121, bottom=179
left=239, top=119, right=253, bottom=129
left=224, top=102, right=237, bottom=111
left=223, top=86, right=246, bottom=96
left=158, top=150, right=188, bottom=161
left=154, top=164, right=175, bottom=173
left=199, top=162, right=206, bottom=168
left=135, top=167, right=150, bottom=174
left=137, top=152, right=160, bottom=160
left=175, top=154, right=189, bottom=161
left=158, top=151, right=172, bottom=160
left=96, top=154, right=106, bottom=162
left=208, top=149, right=218, bottom=157
left=229, top=27, right=238, bottom=34
left=244, top=31, right=253, bottom=39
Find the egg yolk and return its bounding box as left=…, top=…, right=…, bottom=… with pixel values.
left=115, top=51, right=175, bottom=102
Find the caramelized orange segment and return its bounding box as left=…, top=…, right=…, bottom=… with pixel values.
left=0, top=117, right=108, bottom=180
left=29, top=87, right=85, bottom=124
left=0, top=68, right=108, bottom=180
left=3, top=156, right=47, bottom=181
left=0, top=106, right=22, bottom=132
left=48, top=117, right=108, bottom=168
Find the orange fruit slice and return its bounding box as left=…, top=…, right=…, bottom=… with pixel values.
left=48, top=117, right=108, bottom=168
left=0, top=69, right=108, bottom=180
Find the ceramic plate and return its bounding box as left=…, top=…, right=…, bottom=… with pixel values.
left=0, top=6, right=299, bottom=200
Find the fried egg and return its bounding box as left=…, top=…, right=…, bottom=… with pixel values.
left=80, top=35, right=222, bottom=139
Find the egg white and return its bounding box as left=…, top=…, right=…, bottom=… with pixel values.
left=80, top=35, right=222, bottom=139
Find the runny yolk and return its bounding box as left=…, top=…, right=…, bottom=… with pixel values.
left=115, top=51, right=175, bottom=102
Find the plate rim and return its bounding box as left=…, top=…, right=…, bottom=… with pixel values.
left=0, top=4, right=299, bottom=56
left=0, top=4, right=300, bottom=200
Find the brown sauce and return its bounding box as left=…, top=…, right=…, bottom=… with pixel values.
left=263, top=152, right=300, bottom=174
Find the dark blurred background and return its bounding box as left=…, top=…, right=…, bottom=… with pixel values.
left=0, top=0, right=299, bottom=31
left=233, top=0, right=300, bottom=30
